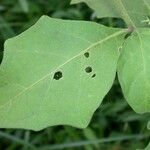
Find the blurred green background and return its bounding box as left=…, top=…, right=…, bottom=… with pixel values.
left=0, top=0, right=149, bottom=150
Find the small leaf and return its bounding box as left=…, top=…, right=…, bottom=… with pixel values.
left=118, top=28, right=150, bottom=114
left=71, top=0, right=150, bottom=27
left=0, top=16, right=125, bottom=131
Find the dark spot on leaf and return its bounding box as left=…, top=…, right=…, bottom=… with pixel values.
left=85, top=66, right=92, bottom=73
left=53, top=71, right=63, bottom=80
left=91, top=74, right=96, bottom=78
left=84, top=52, right=89, bottom=58
left=124, top=32, right=132, bottom=39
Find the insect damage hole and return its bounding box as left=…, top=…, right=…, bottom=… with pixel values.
left=91, top=74, right=96, bottom=78
left=84, top=52, right=89, bottom=58
left=85, top=66, right=92, bottom=73
left=53, top=71, right=63, bottom=80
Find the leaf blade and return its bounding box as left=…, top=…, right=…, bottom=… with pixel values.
left=0, top=16, right=125, bottom=130
left=71, top=0, right=150, bottom=27
left=118, top=28, right=150, bottom=114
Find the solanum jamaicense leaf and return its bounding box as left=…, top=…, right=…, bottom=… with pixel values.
left=0, top=16, right=125, bottom=131
left=71, top=0, right=150, bottom=27
left=118, top=28, right=150, bottom=114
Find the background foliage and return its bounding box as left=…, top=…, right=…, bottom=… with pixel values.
left=0, top=0, right=149, bottom=149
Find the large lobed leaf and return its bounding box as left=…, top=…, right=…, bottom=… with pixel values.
left=71, top=0, right=150, bottom=27
left=0, top=16, right=125, bottom=130
left=118, top=28, right=150, bottom=114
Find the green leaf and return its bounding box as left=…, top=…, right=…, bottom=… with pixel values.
left=0, top=16, right=125, bottom=131
left=71, top=0, right=150, bottom=27
left=144, top=143, right=150, bottom=150
left=118, top=28, right=150, bottom=114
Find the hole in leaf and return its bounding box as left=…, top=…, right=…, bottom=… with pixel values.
left=85, top=66, right=92, bottom=73
left=91, top=74, right=96, bottom=78
left=124, top=32, right=132, bottom=39
left=84, top=52, right=89, bottom=58
left=53, top=71, right=63, bottom=80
